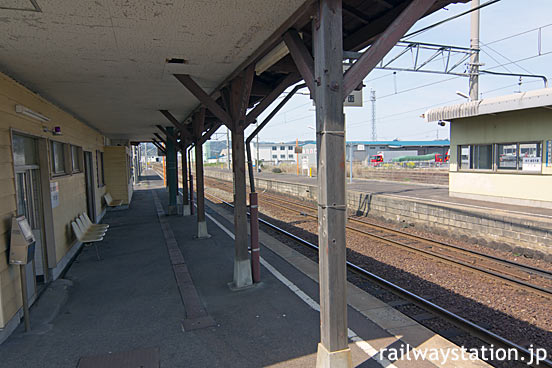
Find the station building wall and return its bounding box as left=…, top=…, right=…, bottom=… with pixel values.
left=0, top=72, right=106, bottom=331
left=104, top=146, right=133, bottom=204
left=449, top=109, right=552, bottom=208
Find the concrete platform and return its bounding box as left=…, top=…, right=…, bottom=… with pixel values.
left=206, top=167, right=552, bottom=218
left=0, top=173, right=489, bottom=367
left=204, top=168, right=552, bottom=259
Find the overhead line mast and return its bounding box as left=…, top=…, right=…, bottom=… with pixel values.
left=469, top=0, right=480, bottom=100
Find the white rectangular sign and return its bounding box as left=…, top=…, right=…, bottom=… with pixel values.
left=522, top=157, right=541, bottom=172
left=302, top=158, right=309, bottom=170
left=50, top=182, right=59, bottom=208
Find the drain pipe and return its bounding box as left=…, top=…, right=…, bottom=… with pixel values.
left=245, top=83, right=306, bottom=283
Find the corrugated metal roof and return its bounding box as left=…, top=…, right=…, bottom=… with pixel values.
left=424, top=88, right=552, bottom=122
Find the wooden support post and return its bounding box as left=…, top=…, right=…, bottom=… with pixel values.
left=194, top=109, right=210, bottom=238
left=227, top=65, right=255, bottom=289
left=188, top=146, right=194, bottom=216
left=181, top=143, right=190, bottom=216
left=231, top=127, right=252, bottom=288
left=166, top=126, right=178, bottom=215
left=313, top=0, right=352, bottom=366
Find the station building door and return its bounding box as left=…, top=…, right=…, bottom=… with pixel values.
left=12, top=133, right=44, bottom=301
left=83, top=151, right=96, bottom=222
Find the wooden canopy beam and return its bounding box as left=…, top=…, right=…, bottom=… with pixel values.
left=153, top=133, right=166, bottom=145
left=245, top=73, right=299, bottom=125
left=174, top=74, right=232, bottom=128
left=283, top=29, right=315, bottom=94
left=151, top=139, right=166, bottom=154
left=159, top=110, right=194, bottom=141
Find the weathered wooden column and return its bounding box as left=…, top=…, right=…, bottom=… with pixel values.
left=166, top=126, right=178, bottom=215
left=227, top=68, right=255, bottom=289
left=188, top=145, right=194, bottom=215
left=230, top=126, right=251, bottom=288
left=181, top=143, right=190, bottom=215
left=193, top=109, right=210, bottom=238
left=314, top=0, right=351, bottom=366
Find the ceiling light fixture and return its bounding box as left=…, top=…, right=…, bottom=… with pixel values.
left=255, top=41, right=290, bottom=76
left=15, top=105, right=50, bottom=122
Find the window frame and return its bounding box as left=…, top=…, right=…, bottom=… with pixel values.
left=458, top=141, right=544, bottom=174
left=50, top=140, right=67, bottom=176
left=71, top=145, right=83, bottom=173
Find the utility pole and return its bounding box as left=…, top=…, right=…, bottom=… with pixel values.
left=370, top=89, right=376, bottom=141
left=469, top=0, right=480, bottom=101
left=226, top=127, right=231, bottom=170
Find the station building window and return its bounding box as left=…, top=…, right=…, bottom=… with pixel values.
left=272, top=146, right=277, bottom=150
left=280, top=146, right=285, bottom=150
left=51, top=141, right=66, bottom=175
left=458, top=144, right=492, bottom=170
left=460, top=141, right=542, bottom=172
left=71, top=145, right=82, bottom=173
left=280, top=154, right=285, bottom=159
left=288, top=146, right=294, bottom=150
left=497, top=143, right=518, bottom=169
left=272, top=154, right=277, bottom=159
left=288, top=154, right=294, bottom=159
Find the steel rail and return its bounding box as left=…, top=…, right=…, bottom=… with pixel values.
left=257, top=191, right=552, bottom=280
left=204, top=192, right=552, bottom=368
left=250, top=192, right=552, bottom=299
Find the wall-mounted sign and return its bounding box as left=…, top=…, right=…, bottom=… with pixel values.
left=50, top=182, right=59, bottom=208
left=547, top=140, right=552, bottom=167
left=522, top=157, right=542, bottom=172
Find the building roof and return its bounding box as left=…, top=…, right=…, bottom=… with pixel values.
left=349, top=140, right=450, bottom=147
left=256, top=139, right=450, bottom=147
left=424, top=88, right=552, bottom=122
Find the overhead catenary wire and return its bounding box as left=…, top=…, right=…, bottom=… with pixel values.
left=402, top=0, right=502, bottom=40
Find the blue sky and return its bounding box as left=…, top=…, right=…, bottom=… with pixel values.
left=222, top=0, right=552, bottom=144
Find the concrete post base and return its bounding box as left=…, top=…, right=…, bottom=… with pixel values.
left=230, top=258, right=252, bottom=290
left=182, top=204, right=191, bottom=216
left=196, top=220, right=211, bottom=239
left=316, top=343, right=352, bottom=368
left=168, top=205, right=177, bottom=215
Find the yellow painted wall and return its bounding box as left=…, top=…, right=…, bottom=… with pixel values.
left=0, top=72, right=106, bottom=327
left=104, top=146, right=133, bottom=204
left=449, top=108, right=552, bottom=204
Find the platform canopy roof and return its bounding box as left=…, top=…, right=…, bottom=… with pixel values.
left=1, top=0, right=466, bottom=142
left=424, top=88, right=552, bottom=122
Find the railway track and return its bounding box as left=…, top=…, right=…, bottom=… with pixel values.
left=204, top=177, right=552, bottom=299
left=203, top=191, right=552, bottom=368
